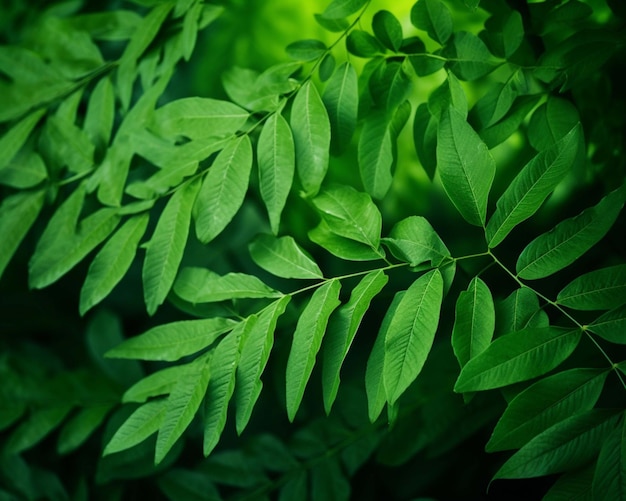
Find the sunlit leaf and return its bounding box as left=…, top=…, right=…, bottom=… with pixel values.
left=358, top=111, right=394, bottom=200
left=557, top=265, right=626, bottom=311
left=84, top=76, right=115, bottom=152
left=381, top=216, right=450, bottom=267
left=323, top=62, right=358, bottom=155
left=249, top=234, right=323, bottom=279
left=103, top=400, right=167, bottom=456
left=446, top=31, right=499, bottom=81
left=321, top=0, right=368, bottom=19
left=123, top=365, right=191, bottom=403
left=0, top=149, right=48, bottom=189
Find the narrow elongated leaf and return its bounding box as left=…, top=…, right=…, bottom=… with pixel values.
left=0, top=189, right=45, bottom=280
left=291, top=81, right=331, bottom=196
left=235, top=297, right=290, bottom=434
left=194, top=135, right=253, bottom=243
left=543, top=463, right=595, bottom=501
left=57, top=404, right=113, bottom=455
left=487, top=368, right=609, bottom=452
left=454, top=327, right=581, bottom=392
left=413, top=102, right=438, bottom=179
left=312, top=184, right=382, bottom=248
left=384, top=269, right=443, bottom=405
left=592, top=414, right=626, bottom=501
left=46, top=115, right=95, bottom=173
left=410, top=0, right=453, bottom=44
left=106, top=318, right=237, bottom=361
left=437, top=106, right=495, bottom=226
left=323, top=62, right=358, bottom=155
left=323, top=271, right=388, bottom=413
left=0, top=109, right=45, bottom=170
left=557, top=265, right=626, bottom=311
left=80, top=214, right=149, bottom=315
left=452, top=277, right=495, bottom=368
left=173, top=267, right=282, bottom=303
left=322, top=0, right=367, bottom=19
left=517, top=184, right=626, bottom=279
left=428, top=71, right=467, bottom=119
left=589, top=305, right=626, bottom=344
left=103, top=400, right=167, bottom=456
left=156, top=354, right=212, bottom=464
left=257, top=113, right=295, bottom=234
left=487, top=124, right=582, bottom=247
left=5, top=404, right=73, bottom=455
left=123, top=365, right=192, bottom=403
left=358, top=111, right=394, bottom=200
left=286, top=280, right=341, bottom=421
left=143, top=179, right=200, bottom=315
left=249, top=234, right=323, bottom=279
left=493, top=409, right=621, bottom=480
left=84, top=76, right=114, bottom=151
left=203, top=319, right=254, bottom=456
left=381, top=216, right=450, bottom=267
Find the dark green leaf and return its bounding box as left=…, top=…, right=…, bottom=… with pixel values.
left=157, top=468, right=221, bottom=501
left=311, top=457, right=350, bottom=501
left=249, top=234, right=323, bottom=279
left=286, top=280, right=341, bottom=421
left=495, top=288, right=548, bottom=336
left=358, top=111, right=394, bottom=200
left=346, top=30, right=384, bottom=57
left=0, top=149, right=48, bottom=189
left=589, top=305, right=626, bottom=344
left=516, top=184, right=626, bottom=279
left=410, top=0, right=453, bottom=44
left=480, top=95, right=540, bottom=149
left=57, top=405, right=113, bottom=455
left=413, top=102, right=438, bottom=179
left=46, top=115, right=95, bottom=173
left=447, top=31, right=499, bottom=81
left=372, top=10, right=403, bottom=52
left=454, top=327, right=581, bottom=392
left=557, top=265, right=626, bottom=311
left=528, top=97, right=581, bottom=151
left=0, top=109, right=45, bottom=170
left=592, top=414, right=626, bottom=501
left=143, top=178, right=200, bottom=315
left=286, top=39, right=327, bottom=61
left=384, top=269, right=443, bottom=405
left=5, top=404, right=74, bottom=455
left=321, top=0, right=368, bottom=19
left=381, top=215, right=450, bottom=267
left=104, top=400, right=167, bottom=456
left=319, top=53, right=336, bottom=82
left=314, top=13, right=350, bottom=32
left=542, top=463, right=595, bottom=501
left=471, top=80, right=517, bottom=129
left=437, top=106, right=495, bottom=226
left=323, top=62, right=358, bottom=155
left=428, top=71, right=467, bottom=119
left=369, top=60, right=412, bottom=112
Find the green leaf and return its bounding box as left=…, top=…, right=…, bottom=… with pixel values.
left=312, top=184, right=382, bottom=249
left=173, top=267, right=282, bottom=303
left=543, top=463, right=595, bottom=501
left=372, top=10, right=403, bottom=52
left=480, top=95, right=540, bottom=149
left=106, top=318, right=237, bottom=361
left=410, top=0, right=453, bottom=44
left=123, top=365, right=191, bottom=404
left=181, top=3, right=203, bottom=61
left=346, top=30, right=383, bottom=57
left=309, top=220, right=384, bottom=261
left=451, top=277, right=495, bottom=369
left=80, top=214, right=149, bottom=315
left=495, top=288, right=548, bottom=335
left=249, top=234, right=323, bottom=279
left=194, top=135, right=253, bottom=244
left=319, top=53, right=336, bottom=82
left=557, top=265, right=626, bottom=311
left=286, top=39, right=327, bottom=61
left=321, top=0, right=368, bottom=19
left=158, top=468, right=221, bottom=501
left=482, top=10, right=524, bottom=59
left=291, top=81, right=331, bottom=196
left=446, top=31, right=499, bottom=81
left=143, top=178, right=200, bottom=315
left=257, top=113, right=295, bottom=234
left=413, top=103, right=438, bottom=179
left=493, top=409, right=621, bottom=480
left=286, top=279, right=341, bottom=421
left=103, top=400, right=167, bottom=456
left=370, top=61, right=412, bottom=112
left=589, top=305, right=626, bottom=344
left=528, top=97, right=581, bottom=151
left=592, top=414, right=626, bottom=501
left=235, top=297, right=290, bottom=434
left=0, top=109, right=45, bottom=170
left=0, top=189, right=45, bottom=280
left=436, top=106, right=495, bottom=226
left=516, top=184, right=626, bottom=280
left=156, top=353, right=212, bottom=464
left=84, top=76, right=115, bottom=152
left=471, top=80, right=518, bottom=129
left=486, top=124, right=582, bottom=247
left=311, top=457, right=351, bottom=501
left=57, top=404, right=113, bottom=455
left=0, top=149, right=48, bottom=189
left=46, top=115, right=95, bottom=174
left=151, top=97, right=249, bottom=140
left=5, top=404, right=74, bottom=455
left=323, top=62, right=358, bottom=155
left=428, top=71, right=467, bottom=119
left=486, top=368, right=609, bottom=452
left=381, top=215, right=450, bottom=267
left=314, top=13, right=350, bottom=32
left=323, top=271, right=388, bottom=413
left=383, top=269, right=443, bottom=405
left=358, top=111, right=394, bottom=200
left=203, top=318, right=254, bottom=456
left=454, top=327, right=581, bottom=392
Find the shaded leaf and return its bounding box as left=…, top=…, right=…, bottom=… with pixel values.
left=495, top=288, right=548, bottom=336
left=0, top=149, right=48, bottom=189
left=0, top=109, right=45, bottom=170
left=249, top=234, right=323, bottom=279
left=412, top=102, right=438, bottom=179
left=57, top=405, right=113, bottom=455
left=372, top=10, right=403, bottom=52
left=589, top=304, right=626, bottom=344
left=428, top=71, right=467, bottom=119
left=543, top=463, right=595, bottom=501
left=346, top=30, right=383, bottom=57
left=557, top=265, right=626, bottom=311
left=592, top=414, right=626, bottom=501
left=446, top=31, right=499, bottom=80
left=103, top=400, right=167, bottom=456
left=157, top=468, right=221, bottom=501
left=528, top=97, right=581, bottom=151
left=410, top=0, right=453, bottom=44
left=5, top=403, right=74, bottom=455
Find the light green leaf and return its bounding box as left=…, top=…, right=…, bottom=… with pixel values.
left=592, top=414, right=626, bottom=501
left=156, top=354, right=212, bottom=464
left=517, top=184, right=626, bottom=279
left=452, top=277, right=495, bottom=369
left=495, top=288, right=548, bottom=336
left=0, top=149, right=48, bottom=188
left=286, top=39, right=327, bottom=61
left=437, top=106, right=496, bottom=226
left=151, top=97, right=249, bottom=140
left=235, top=297, right=290, bottom=434
left=0, top=189, right=45, bottom=280
left=487, top=368, right=609, bottom=452
left=203, top=318, right=254, bottom=456
left=286, top=279, right=341, bottom=421
left=143, top=178, right=199, bottom=315
left=381, top=216, right=450, bottom=267
left=249, top=234, right=323, bottom=279
left=123, top=365, right=191, bottom=404
left=447, top=31, right=499, bottom=81
left=358, top=111, right=394, bottom=200
left=106, top=317, right=237, bottom=361
left=103, top=400, right=167, bottom=456
left=173, top=267, right=282, bottom=303
left=454, top=327, right=581, bottom=392
left=372, top=10, right=403, bottom=52
left=80, top=214, right=149, bottom=315
left=0, top=109, right=45, bottom=170
left=194, top=135, right=252, bottom=243
left=309, top=220, right=384, bottom=261
left=321, top=0, right=368, bottom=19
left=589, top=305, right=626, bottom=344
left=493, top=409, right=621, bottom=480
left=383, top=269, right=443, bottom=405
left=323, top=270, right=388, bottom=414
left=323, top=62, right=358, bottom=155
left=291, top=81, right=331, bottom=196
left=557, top=265, right=626, bottom=311
left=312, top=184, right=382, bottom=248
left=370, top=61, right=412, bottom=112
left=84, top=76, right=115, bottom=151
left=487, top=124, right=581, bottom=247
left=57, top=404, right=113, bottom=455
left=410, top=0, right=453, bottom=44
left=5, top=404, right=74, bottom=455
left=257, top=113, right=295, bottom=234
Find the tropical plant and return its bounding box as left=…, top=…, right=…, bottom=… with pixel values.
left=1, top=0, right=625, bottom=499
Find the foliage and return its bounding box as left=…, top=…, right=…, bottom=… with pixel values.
left=1, top=0, right=626, bottom=499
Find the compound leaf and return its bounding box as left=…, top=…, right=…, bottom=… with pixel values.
left=557, top=265, right=626, bottom=311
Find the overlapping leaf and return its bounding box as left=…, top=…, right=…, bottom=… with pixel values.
left=103, top=400, right=167, bottom=456
left=382, top=216, right=450, bottom=267
left=249, top=234, right=323, bottom=279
